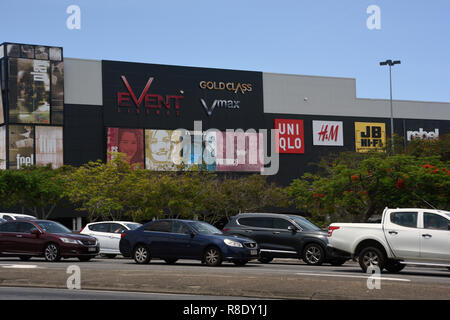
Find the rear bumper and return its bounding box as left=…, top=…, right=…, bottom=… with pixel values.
left=326, top=245, right=351, bottom=260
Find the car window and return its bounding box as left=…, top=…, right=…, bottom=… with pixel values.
left=144, top=220, right=172, bottom=233
left=110, top=223, right=126, bottom=234
left=390, top=212, right=418, bottom=228
left=424, top=213, right=449, bottom=231
left=124, top=223, right=142, bottom=230
left=0, top=222, right=17, bottom=232
left=3, top=215, right=13, bottom=221
left=16, top=222, right=37, bottom=233
left=89, top=223, right=110, bottom=233
left=289, top=216, right=321, bottom=231
left=238, top=217, right=272, bottom=228
left=272, top=218, right=295, bottom=230
left=172, top=221, right=191, bottom=234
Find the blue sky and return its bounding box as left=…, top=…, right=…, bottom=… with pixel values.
left=1, top=0, right=449, bottom=102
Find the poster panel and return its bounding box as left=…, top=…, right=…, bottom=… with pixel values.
left=9, top=125, right=35, bottom=169
left=0, top=84, right=4, bottom=124
left=36, top=126, right=63, bottom=168
left=274, top=119, right=305, bottom=154
left=216, top=131, right=264, bottom=172
left=0, top=126, right=6, bottom=169
left=145, top=129, right=184, bottom=171
left=355, top=122, right=386, bottom=153
left=312, top=120, right=344, bottom=146
left=107, top=128, right=144, bottom=168
left=51, top=61, right=64, bottom=124
left=8, top=58, right=50, bottom=124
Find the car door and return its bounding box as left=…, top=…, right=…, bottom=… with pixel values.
left=108, top=223, right=127, bottom=254
left=88, top=223, right=111, bottom=252
left=14, top=222, right=43, bottom=254
left=143, top=220, right=173, bottom=257
left=234, top=217, right=273, bottom=250
left=420, top=212, right=450, bottom=263
left=168, top=221, right=195, bottom=258
left=0, top=222, right=18, bottom=253
left=263, top=218, right=299, bottom=255
left=384, top=211, right=421, bottom=259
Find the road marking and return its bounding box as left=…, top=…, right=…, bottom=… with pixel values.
left=0, top=264, right=40, bottom=269
left=295, top=272, right=411, bottom=282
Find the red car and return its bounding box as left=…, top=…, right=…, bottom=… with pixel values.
left=0, top=220, right=99, bottom=262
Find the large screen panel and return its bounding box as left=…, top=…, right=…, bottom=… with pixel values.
left=36, top=126, right=63, bottom=168
left=8, top=58, right=51, bottom=124
left=107, top=128, right=144, bottom=168
left=9, top=125, right=35, bottom=169
left=145, top=129, right=183, bottom=171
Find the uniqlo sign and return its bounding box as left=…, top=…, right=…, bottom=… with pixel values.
left=275, top=119, right=304, bottom=154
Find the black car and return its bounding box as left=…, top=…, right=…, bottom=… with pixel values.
left=223, top=213, right=349, bottom=266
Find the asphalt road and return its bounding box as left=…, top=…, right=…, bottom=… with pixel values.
left=0, top=256, right=449, bottom=299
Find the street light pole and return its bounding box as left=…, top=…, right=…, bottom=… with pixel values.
left=380, top=59, right=401, bottom=154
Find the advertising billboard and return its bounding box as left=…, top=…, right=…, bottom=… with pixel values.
left=0, top=83, right=4, bottom=125
left=0, top=126, right=6, bottom=169
left=51, top=61, right=64, bottom=125
left=36, top=126, right=63, bottom=168
left=107, top=128, right=145, bottom=168
left=102, top=60, right=264, bottom=130
left=9, top=125, right=35, bottom=169
left=215, top=131, right=264, bottom=172
left=274, top=119, right=305, bottom=154
left=145, top=129, right=183, bottom=171
left=312, top=120, right=344, bottom=146
left=355, top=122, right=386, bottom=153
left=8, top=58, right=51, bottom=124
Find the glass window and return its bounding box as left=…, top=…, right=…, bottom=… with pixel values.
left=110, top=223, right=126, bottom=234
left=424, top=213, right=449, bottom=231
left=36, top=221, right=71, bottom=234
left=89, top=223, right=109, bottom=233
left=144, top=220, right=172, bottom=233
left=124, top=223, right=142, bottom=230
left=289, top=216, right=321, bottom=231
left=0, top=222, right=17, bottom=232
left=172, top=221, right=191, bottom=234
left=16, top=222, right=36, bottom=233
left=186, top=221, right=222, bottom=235
left=3, top=215, right=13, bottom=221
left=390, top=212, right=418, bottom=228
left=272, top=218, right=295, bottom=230
left=238, top=217, right=272, bottom=228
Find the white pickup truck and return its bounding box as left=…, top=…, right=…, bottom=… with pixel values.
left=327, top=208, right=450, bottom=273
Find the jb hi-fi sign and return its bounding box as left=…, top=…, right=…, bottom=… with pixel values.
left=275, top=119, right=305, bottom=154
left=117, top=76, right=184, bottom=116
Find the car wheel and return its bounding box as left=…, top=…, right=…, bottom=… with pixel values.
left=233, top=260, right=249, bottom=266
left=258, top=257, right=273, bottom=264
left=78, top=257, right=92, bottom=262
left=19, top=256, right=32, bottom=261
left=358, top=246, right=386, bottom=273
left=44, top=243, right=61, bottom=262
left=330, top=259, right=347, bottom=266
left=133, top=245, right=151, bottom=264
left=203, top=247, right=222, bottom=267
left=164, top=258, right=178, bottom=265
left=384, top=260, right=405, bottom=273
left=303, top=243, right=325, bottom=266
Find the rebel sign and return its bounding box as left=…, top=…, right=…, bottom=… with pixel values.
left=274, top=119, right=304, bottom=154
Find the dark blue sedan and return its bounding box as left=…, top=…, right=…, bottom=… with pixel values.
left=119, top=219, right=259, bottom=266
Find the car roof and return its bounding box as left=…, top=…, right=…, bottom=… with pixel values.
left=87, top=221, right=141, bottom=225
left=234, top=213, right=305, bottom=219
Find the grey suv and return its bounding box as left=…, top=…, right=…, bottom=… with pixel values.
left=223, top=213, right=349, bottom=266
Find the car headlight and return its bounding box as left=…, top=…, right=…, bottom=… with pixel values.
left=224, top=239, right=243, bottom=248
left=60, top=237, right=80, bottom=244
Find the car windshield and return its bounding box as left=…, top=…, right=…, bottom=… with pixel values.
left=289, top=216, right=322, bottom=231
left=36, top=221, right=72, bottom=234
left=187, top=221, right=223, bottom=235
left=125, top=223, right=142, bottom=230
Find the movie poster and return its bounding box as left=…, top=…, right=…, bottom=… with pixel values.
left=0, top=126, right=6, bottom=170
left=216, top=131, right=264, bottom=172
left=36, top=126, right=63, bottom=168
left=8, top=58, right=51, bottom=124
left=9, top=125, right=35, bottom=170
left=0, top=83, right=4, bottom=125
left=51, top=61, right=64, bottom=124
left=145, top=129, right=183, bottom=171
left=107, top=128, right=144, bottom=168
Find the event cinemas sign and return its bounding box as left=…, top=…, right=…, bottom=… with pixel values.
left=117, top=76, right=184, bottom=116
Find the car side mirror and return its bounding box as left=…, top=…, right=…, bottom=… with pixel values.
left=190, top=232, right=196, bottom=238
left=31, top=229, right=41, bottom=237
left=288, top=226, right=297, bottom=233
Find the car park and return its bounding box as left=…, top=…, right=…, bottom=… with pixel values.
left=0, top=213, right=36, bottom=221
left=222, top=213, right=349, bottom=266
left=328, top=208, right=450, bottom=273
left=80, top=221, right=142, bottom=258
left=0, top=219, right=99, bottom=262
left=120, top=219, right=259, bottom=266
